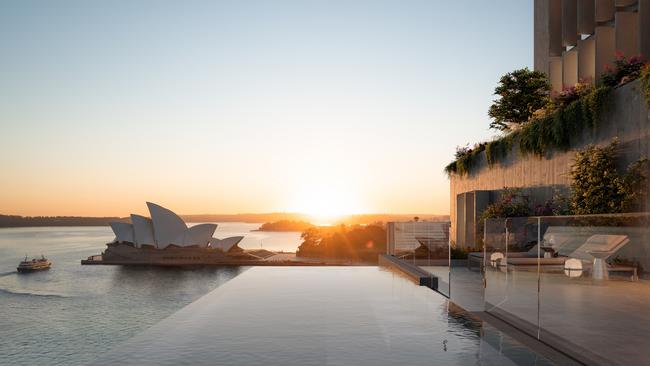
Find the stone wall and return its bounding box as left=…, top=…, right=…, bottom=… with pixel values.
left=449, top=79, right=650, bottom=247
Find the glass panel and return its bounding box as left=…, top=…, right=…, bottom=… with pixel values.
left=448, top=218, right=487, bottom=312
left=483, top=217, right=508, bottom=312
left=389, top=221, right=450, bottom=297
left=483, top=213, right=650, bottom=365
left=413, top=229, right=450, bottom=296
left=485, top=217, right=541, bottom=334
left=537, top=213, right=650, bottom=364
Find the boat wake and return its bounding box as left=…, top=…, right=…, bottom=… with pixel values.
left=0, top=288, right=69, bottom=298
left=0, top=271, right=16, bottom=277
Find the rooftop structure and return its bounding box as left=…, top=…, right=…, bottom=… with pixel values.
left=535, top=0, right=649, bottom=92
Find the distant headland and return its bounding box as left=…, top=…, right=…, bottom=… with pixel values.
left=255, top=220, right=314, bottom=232
left=0, top=213, right=449, bottom=228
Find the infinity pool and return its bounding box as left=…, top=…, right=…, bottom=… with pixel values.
left=93, top=267, right=554, bottom=365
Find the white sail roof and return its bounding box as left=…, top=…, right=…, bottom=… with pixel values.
left=147, top=202, right=188, bottom=249
left=110, top=222, right=135, bottom=244
left=182, top=223, right=218, bottom=247
left=210, top=236, right=244, bottom=252
left=110, top=202, right=245, bottom=251
left=131, top=214, right=156, bottom=248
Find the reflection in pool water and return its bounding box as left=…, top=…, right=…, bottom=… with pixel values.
left=94, top=267, right=554, bottom=366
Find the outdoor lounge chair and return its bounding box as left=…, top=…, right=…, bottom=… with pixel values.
left=467, top=226, right=577, bottom=271
left=474, top=225, right=600, bottom=269
left=467, top=244, right=538, bottom=270
left=504, top=234, right=637, bottom=280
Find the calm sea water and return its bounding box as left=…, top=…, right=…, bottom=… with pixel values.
left=0, top=224, right=302, bottom=366
left=209, top=222, right=303, bottom=252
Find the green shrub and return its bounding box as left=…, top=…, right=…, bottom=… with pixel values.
left=569, top=140, right=648, bottom=214
left=446, top=69, right=614, bottom=176
left=640, top=63, right=650, bottom=106
left=444, top=143, right=486, bottom=176
left=485, top=134, right=516, bottom=166
left=444, top=161, right=458, bottom=175
left=518, top=86, right=611, bottom=157
left=480, top=188, right=533, bottom=221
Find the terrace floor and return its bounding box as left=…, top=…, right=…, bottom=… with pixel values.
left=419, top=261, right=650, bottom=366
left=485, top=269, right=650, bottom=366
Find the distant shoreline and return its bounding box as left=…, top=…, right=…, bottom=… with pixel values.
left=251, top=229, right=304, bottom=233
left=0, top=213, right=449, bottom=229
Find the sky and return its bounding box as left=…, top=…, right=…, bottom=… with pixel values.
left=0, top=0, right=533, bottom=217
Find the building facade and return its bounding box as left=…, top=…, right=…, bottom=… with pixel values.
left=450, top=1, right=650, bottom=249
left=535, top=0, right=650, bottom=92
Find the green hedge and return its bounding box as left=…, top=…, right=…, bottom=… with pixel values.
left=446, top=86, right=611, bottom=176
left=518, top=86, right=611, bottom=157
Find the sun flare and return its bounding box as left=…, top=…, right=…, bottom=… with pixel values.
left=289, top=184, right=362, bottom=223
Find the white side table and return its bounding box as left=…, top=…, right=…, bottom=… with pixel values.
left=540, top=246, right=555, bottom=258
left=587, top=250, right=610, bottom=280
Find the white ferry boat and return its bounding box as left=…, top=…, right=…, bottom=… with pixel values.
left=17, top=255, right=52, bottom=273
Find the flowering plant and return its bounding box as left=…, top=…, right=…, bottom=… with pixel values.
left=601, top=52, right=646, bottom=87
left=552, top=82, right=593, bottom=108
left=480, top=188, right=533, bottom=220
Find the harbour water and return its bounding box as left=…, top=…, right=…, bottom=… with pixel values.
left=0, top=224, right=302, bottom=366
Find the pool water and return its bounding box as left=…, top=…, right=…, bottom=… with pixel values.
left=94, top=267, right=554, bottom=366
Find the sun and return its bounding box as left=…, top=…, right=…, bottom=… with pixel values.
left=289, top=184, right=362, bottom=224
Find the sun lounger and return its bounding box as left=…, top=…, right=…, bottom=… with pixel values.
left=467, top=244, right=538, bottom=270
left=469, top=226, right=578, bottom=271
left=504, top=234, right=637, bottom=280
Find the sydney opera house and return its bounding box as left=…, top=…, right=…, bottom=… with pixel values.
left=97, top=202, right=259, bottom=265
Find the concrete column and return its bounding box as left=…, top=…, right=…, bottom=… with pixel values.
left=578, top=36, right=596, bottom=83
left=578, top=0, right=595, bottom=35
left=464, top=192, right=476, bottom=249
left=550, top=0, right=564, bottom=56
left=535, top=0, right=551, bottom=74
left=563, top=48, right=579, bottom=87
left=641, top=0, right=650, bottom=58
left=550, top=57, right=564, bottom=92
left=563, top=0, right=579, bottom=47
left=456, top=194, right=465, bottom=248
left=595, top=26, right=616, bottom=82
left=616, top=12, right=640, bottom=57
left=595, top=0, right=616, bottom=22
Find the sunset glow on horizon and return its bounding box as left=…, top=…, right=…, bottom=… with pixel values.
left=0, top=1, right=533, bottom=217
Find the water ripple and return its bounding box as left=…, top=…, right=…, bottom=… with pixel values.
left=0, top=288, right=70, bottom=298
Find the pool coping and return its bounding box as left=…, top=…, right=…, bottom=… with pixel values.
left=378, top=254, right=438, bottom=289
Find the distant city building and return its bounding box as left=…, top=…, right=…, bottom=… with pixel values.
left=534, top=0, right=649, bottom=92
